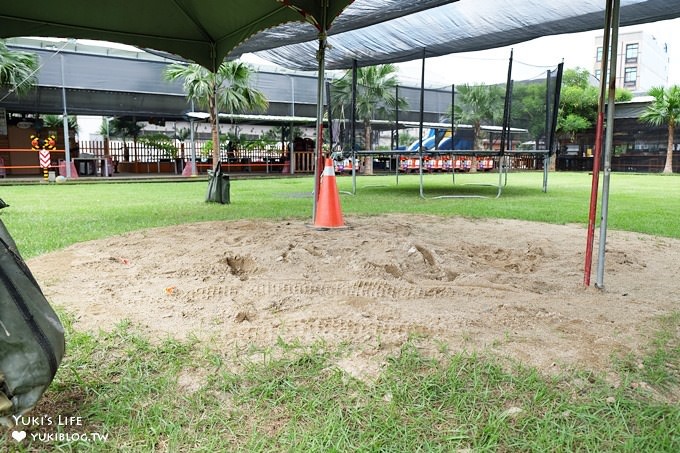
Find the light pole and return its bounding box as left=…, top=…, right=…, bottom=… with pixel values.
left=60, top=52, right=72, bottom=178
left=189, top=100, right=197, bottom=175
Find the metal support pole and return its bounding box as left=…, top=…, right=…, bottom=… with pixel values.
left=596, top=0, right=621, bottom=289
left=418, top=48, right=426, bottom=199
left=584, top=0, right=615, bottom=286
left=499, top=50, right=513, bottom=156
left=213, top=83, right=221, bottom=173
left=351, top=59, right=358, bottom=195
left=189, top=118, right=197, bottom=175
left=543, top=70, right=552, bottom=192
left=451, top=84, right=455, bottom=185
left=190, top=100, right=197, bottom=175
left=545, top=63, right=564, bottom=192
left=325, top=80, right=333, bottom=152
left=290, top=76, right=296, bottom=175
left=545, top=69, right=551, bottom=153
left=60, top=54, right=72, bottom=178
left=312, top=13, right=328, bottom=223
left=495, top=51, right=514, bottom=197
left=395, top=84, right=400, bottom=186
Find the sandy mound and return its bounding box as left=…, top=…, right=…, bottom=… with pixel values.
left=28, top=214, right=679, bottom=377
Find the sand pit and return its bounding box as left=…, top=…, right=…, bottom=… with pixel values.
left=28, top=214, right=679, bottom=378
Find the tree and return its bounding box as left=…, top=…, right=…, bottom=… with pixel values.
left=331, top=64, right=407, bottom=174
left=448, top=84, right=504, bottom=149
left=42, top=114, right=78, bottom=133
left=104, top=117, right=143, bottom=162
left=556, top=67, right=632, bottom=144
left=105, top=117, right=142, bottom=139
left=164, top=61, right=268, bottom=167
left=640, top=85, right=680, bottom=174
left=0, top=40, right=38, bottom=96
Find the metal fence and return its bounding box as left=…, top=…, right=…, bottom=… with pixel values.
left=78, top=139, right=317, bottom=174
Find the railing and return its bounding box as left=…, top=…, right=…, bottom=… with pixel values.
left=76, top=139, right=318, bottom=174
left=557, top=153, right=677, bottom=172
left=0, top=147, right=67, bottom=176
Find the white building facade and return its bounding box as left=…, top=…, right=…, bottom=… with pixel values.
left=594, top=30, right=670, bottom=93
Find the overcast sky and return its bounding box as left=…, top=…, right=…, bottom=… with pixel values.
left=392, top=18, right=680, bottom=89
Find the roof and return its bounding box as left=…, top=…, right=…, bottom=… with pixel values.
left=254, top=0, right=680, bottom=70
left=1, top=41, right=460, bottom=122
left=0, top=1, right=454, bottom=71
left=190, top=113, right=528, bottom=134
left=3, top=1, right=680, bottom=72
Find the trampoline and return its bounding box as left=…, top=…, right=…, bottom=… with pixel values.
left=330, top=52, right=563, bottom=199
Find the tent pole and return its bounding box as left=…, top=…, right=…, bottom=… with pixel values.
left=543, top=69, right=550, bottom=192
left=395, top=84, right=399, bottom=185
left=190, top=100, right=197, bottom=175
left=451, top=84, right=455, bottom=185
left=290, top=76, right=296, bottom=175
left=418, top=48, right=426, bottom=199
left=213, top=82, right=222, bottom=174
left=325, top=80, right=333, bottom=153
left=498, top=50, right=514, bottom=195
left=545, top=63, right=564, bottom=192
left=312, top=14, right=328, bottom=223
left=351, top=59, right=357, bottom=195
left=499, top=50, right=513, bottom=155
left=545, top=70, right=551, bottom=152
left=596, top=0, right=620, bottom=289
left=60, top=54, right=72, bottom=178
left=584, top=0, right=615, bottom=286
left=189, top=118, right=196, bottom=175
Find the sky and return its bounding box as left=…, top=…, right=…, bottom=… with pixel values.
left=382, top=18, right=679, bottom=88
left=237, top=19, right=680, bottom=89
left=76, top=18, right=680, bottom=138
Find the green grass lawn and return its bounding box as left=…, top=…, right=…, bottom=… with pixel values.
left=6, top=316, right=679, bottom=452
left=1, top=171, right=679, bottom=258
left=1, top=171, right=679, bottom=451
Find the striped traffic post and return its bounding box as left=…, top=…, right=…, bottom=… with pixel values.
left=39, top=149, right=50, bottom=181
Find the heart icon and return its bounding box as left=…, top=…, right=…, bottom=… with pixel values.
left=12, top=430, right=27, bottom=442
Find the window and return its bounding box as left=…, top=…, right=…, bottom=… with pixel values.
left=625, top=43, right=639, bottom=63
left=624, top=67, right=637, bottom=87
left=594, top=69, right=610, bottom=83
left=596, top=46, right=603, bottom=62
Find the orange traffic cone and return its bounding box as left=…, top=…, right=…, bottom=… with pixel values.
left=314, top=158, right=345, bottom=229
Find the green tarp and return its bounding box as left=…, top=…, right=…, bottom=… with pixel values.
left=0, top=202, right=65, bottom=427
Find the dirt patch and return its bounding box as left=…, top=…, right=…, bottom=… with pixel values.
left=28, top=214, right=680, bottom=377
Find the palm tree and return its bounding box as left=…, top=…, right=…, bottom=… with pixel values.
left=42, top=114, right=78, bottom=133
left=331, top=64, right=406, bottom=174
left=640, top=85, right=680, bottom=174
left=0, top=39, right=38, bottom=96
left=103, top=117, right=143, bottom=162
left=447, top=84, right=504, bottom=150
left=164, top=61, right=268, bottom=167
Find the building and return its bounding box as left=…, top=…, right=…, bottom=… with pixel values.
left=557, top=96, right=679, bottom=173
left=593, top=30, right=669, bottom=93
left=1, top=38, right=460, bottom=176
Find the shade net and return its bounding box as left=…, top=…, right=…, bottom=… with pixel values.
left=501, top=60, right=564, bottom=153
left=322, top=56, right=565, bottom=155
left=254, top=0, right=680, bottom=71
